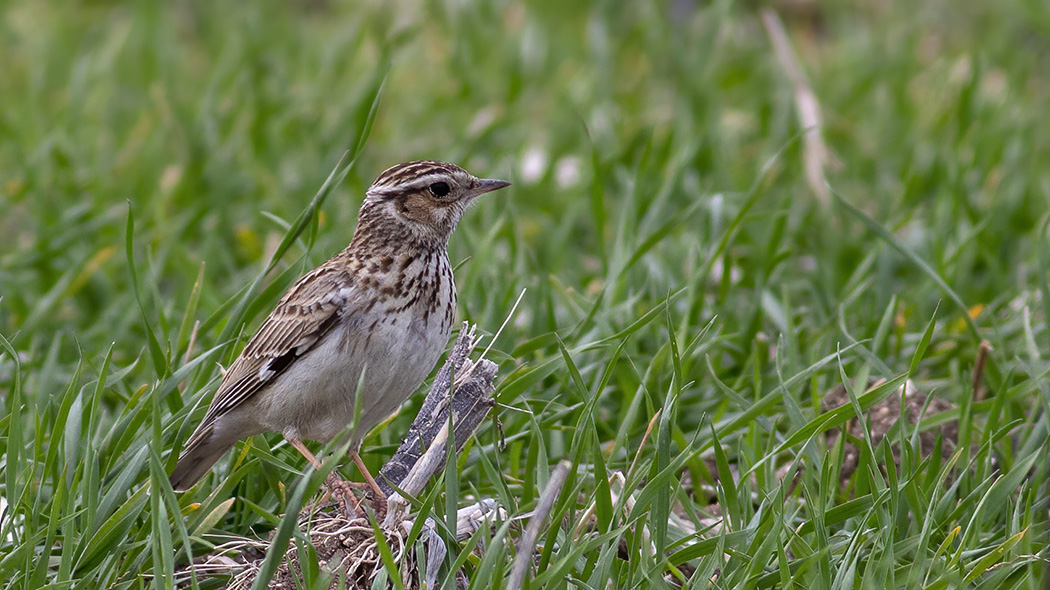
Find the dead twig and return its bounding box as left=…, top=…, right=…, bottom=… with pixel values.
left=379, top=323, right=499, bottom=528
left=507, top=460, right=571, bottom=590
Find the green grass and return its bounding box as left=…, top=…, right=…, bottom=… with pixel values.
left=1, top=0, right=1049, bottom=588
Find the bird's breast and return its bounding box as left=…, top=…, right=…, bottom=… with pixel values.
left=263, top=252, right=457, bottom=443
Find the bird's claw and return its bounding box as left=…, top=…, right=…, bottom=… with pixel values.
left=324, top=474, right=362, bottom=520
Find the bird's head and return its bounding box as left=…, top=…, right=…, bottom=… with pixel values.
left=358, top=160, right=510, bottom=244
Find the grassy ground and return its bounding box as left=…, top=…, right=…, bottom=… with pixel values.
left=1, top=0, right=1048, bottom=588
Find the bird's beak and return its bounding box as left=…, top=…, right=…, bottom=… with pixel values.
left=471, top=178, right=511, bottom=197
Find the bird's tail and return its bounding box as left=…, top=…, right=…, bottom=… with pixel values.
left=169, top=429, right=232, bottom=491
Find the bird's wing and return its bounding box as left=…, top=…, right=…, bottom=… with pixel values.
left=182, top=261, right=357, bottom=451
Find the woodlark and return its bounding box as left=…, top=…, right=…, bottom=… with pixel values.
left=169, top=160, right=509, bottom=501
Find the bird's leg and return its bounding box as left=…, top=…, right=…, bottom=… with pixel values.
left=286, top=437, right=360, bottom=519
left=350, top=450, right=388, bottom=518
left=350, top=450, right=387, bottom=499
left=286, top=437, right=322, bottom=469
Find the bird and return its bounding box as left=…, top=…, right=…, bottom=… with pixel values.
left=169, top=160, right=510, bottom=507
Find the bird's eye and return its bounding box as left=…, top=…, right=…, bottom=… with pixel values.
left=428, top=181, right=451, bottom=197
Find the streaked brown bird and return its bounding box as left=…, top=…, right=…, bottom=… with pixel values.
left=169, top=160, right=509, bottom=504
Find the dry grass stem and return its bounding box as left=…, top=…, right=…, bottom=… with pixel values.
left=762, top=8, right=835, bottom=206
left=507, top=460, right=571, bottom=590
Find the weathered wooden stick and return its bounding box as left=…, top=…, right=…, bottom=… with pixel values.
left=377, top=323, right=498, bottom=499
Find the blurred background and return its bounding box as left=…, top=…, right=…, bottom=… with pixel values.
left=0, top=0, right=1047, bottom=587
left=2, top=0, right=1048, bottom=347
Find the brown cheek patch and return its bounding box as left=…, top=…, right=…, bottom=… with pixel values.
left=402, top=194, right=434, bottom=225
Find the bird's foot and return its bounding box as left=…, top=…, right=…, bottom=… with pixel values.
left=338, top=480, right=388, bottom=520
left=370, top=489, right=388, bottom=522
left=323, top=474, right=362, bottom=520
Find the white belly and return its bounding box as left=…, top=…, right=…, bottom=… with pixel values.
left=254, top=309, right=451, bottom=445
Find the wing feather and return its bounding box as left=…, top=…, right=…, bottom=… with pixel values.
left=183, top=261, right=357, bottom=450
